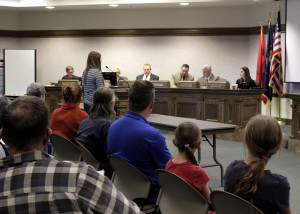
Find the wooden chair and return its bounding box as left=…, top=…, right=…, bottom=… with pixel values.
left=211, top=190, right=263, bottom=214
left=108, top=155, right=151, bottom=210
left=155, top=169, right=209, bottom=214
left=76, top=140, right=101, bottom=170
left=50, top=133, right=82, bottom=161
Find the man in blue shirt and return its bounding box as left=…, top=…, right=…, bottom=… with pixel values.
left=107, top=80, right=172, bottom=203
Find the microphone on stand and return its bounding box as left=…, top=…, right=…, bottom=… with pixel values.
left=105, top=66, right=114, bottom=72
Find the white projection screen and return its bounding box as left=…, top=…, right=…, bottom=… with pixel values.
left=285, top=0, right=300, bottom=82
left=4, top=49, right=36, bottom=95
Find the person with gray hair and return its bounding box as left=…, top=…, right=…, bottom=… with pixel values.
left=26, top=82, right=46, bottom=100
left=62, top=66, right=79, bottom=79
left=197, top=64, right=221, bottom=87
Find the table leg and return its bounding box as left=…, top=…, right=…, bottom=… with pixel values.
left=212, top=134, right=224, bottom=187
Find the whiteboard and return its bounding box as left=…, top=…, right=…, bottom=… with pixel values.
left=4, top=49, right=36, bottom=95
left=285, top=0, right=300, bottom=82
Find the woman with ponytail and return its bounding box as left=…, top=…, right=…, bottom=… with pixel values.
left=224, top=115, right=291, bottom=214
left=51, top=83, right=88, bottom=146
left=165, top=122, right=211, bottom=201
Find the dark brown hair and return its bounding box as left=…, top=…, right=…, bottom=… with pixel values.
left=239, top=66, right=252, bottom=86
left=129, top=80, right=155, bottom=112
left=62, top=83, right=82, bottom=104
left=90, top=87, right=115, bottom=119
left=234, top=115, right=282, bottom=201
left=174, top=122, right=201, bottom=165
left=84, top=51, right=101, bottom=84
left=2, top=96, right=49, bottom=151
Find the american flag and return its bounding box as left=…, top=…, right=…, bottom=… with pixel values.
left=269, top=11, right=283, bottom=95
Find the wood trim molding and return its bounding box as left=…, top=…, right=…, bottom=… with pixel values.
left=0, top=24, right=286, bottom=38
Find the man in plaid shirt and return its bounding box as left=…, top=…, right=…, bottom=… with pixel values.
left=0, top=96, right=141, bottom=214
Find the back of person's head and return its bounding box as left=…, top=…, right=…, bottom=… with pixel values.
left=90, top=87, right=115, bottom=119
left=26, top=82, right=46, bottom=98
left=0, top=95, right=11, bottom=129
left=234, top=114, right=282, bottom=200
left=174, top=122, right=201, bottom=165
left=202, top=65, right=212, bottom=72
left=62, top=83, right=81, bottom=104
left=129, top=80, right=155, bottom=112
left=2, top=96, right=49, bottom=151
left=66, top=66, right=74, bottom=72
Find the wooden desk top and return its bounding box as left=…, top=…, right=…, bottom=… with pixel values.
left=148, top=114, right=236, bottom=135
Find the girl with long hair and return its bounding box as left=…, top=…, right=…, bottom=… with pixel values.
left=165, top=122, right=211, bottom=201
left=224, top=115, right=291, bottom=214
left=82, top=51, right=104, bottom=114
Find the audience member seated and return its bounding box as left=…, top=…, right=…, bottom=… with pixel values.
left=76, top=87, right=116, bottom=178
left=165, top=122, right=211, bottom=201
left=62, top=66, right=79, bottom=79
left=236, top=66, right=258, bottom=89
left=26, top=82, right=46, bottom=99
left=170, top=64, right=194, bottom=88
left=0, top=96, right=141, bottom=213
left=198, top=65, right=222, bottom=87
left=107, top=80, right=172, bottom=204
left=51, top=83, right=88, bottom=146
left=224, top=115, right=291, bottom=214
left=26, top=82, right=53, bottom=154
left=0, top=95, right=11, bottom=158
left=114, top=68, right=128, bottom=86
left=136, top=64, right=159, bottom=81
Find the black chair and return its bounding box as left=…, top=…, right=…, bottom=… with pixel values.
left=155, top=169, right=209, bottom=214
left=76, top=140, right=101, bottom=170
left=211, top=190, right=263, bottom=214
left=50, top=133, right=82, bottom=161
left=108, top=155, right=151, bottom=210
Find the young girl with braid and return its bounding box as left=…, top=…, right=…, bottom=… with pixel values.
left=165, top=122, right=211, bottom=201
left=224, top=115, right=291, bottom=214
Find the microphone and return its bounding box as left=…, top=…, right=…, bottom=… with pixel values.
left=105, top=66, right=114, bottom=72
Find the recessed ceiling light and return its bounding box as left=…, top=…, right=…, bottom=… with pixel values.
left=109, top=4, right=119, bottom=7
left=179, top=2, right=189, bottom=6
left=45, top=6, right=55, bottom=9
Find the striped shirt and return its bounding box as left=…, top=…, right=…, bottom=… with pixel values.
left=82, top=68, right=104, bottom=106
left=0, top=150, right=141, bottom=214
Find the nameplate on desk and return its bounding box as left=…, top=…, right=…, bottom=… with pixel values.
left=151, top=80, right=170, bottom=88
left=118, top=80, right=135, bottom=87
left=207, top=81, right=230, bottom=89
left=177, top=81, right=200, bottom=88
left=57, top=79, right=80, bottom=87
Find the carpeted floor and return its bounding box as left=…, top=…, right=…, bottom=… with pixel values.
left=162, top=125, right=300, bottom=212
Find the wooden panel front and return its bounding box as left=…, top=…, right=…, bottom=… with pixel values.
left=175, top=96, right=201, bottom=119
left=153, top=96, right=174, bottom=116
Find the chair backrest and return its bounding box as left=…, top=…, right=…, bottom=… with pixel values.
left=76, top=140, right=101, bottom=170
left=211, top=190, right=263, bottom=214
left=155, top=169, right=209, bottom=214
left=50, top=134, right=82, bottom=161
left=108, top=155, right=151, bottom=201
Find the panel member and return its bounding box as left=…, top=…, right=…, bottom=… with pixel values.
left=136, top=64, right=159, bottom=80
left=107, top=80, right=172, bottom=204
left=0, top=96, right=141, bottom=213
left=62, top=66, right=78, bottom=79
left=197, top=64, right=221, bottom=86
left=114, top=68, right=128, bottom=86
left=236, top=66, right=257, bottom=89
left=170, top=64, right=194, bottom=88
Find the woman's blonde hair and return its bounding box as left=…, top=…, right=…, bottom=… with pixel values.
left=174, top=122, right=202, bottom=165
left=234, top=115, right=282, bottom=201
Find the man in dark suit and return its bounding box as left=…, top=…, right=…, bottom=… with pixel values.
left=136, top=64, right=159, bottom=80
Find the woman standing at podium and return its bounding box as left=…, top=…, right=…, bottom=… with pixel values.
left=82, top=51, right=104, bottom=114
left=236, top=66, right=257, bottom=89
